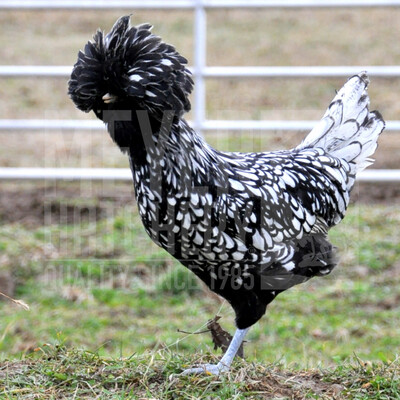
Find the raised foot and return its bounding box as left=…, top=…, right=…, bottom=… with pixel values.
left=180, top=362, right=229, bottom=376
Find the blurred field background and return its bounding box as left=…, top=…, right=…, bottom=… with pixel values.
left=0, top=5, right=400, bottom=381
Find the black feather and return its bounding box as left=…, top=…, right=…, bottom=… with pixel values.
left=68, top=15, right=193, bottom=119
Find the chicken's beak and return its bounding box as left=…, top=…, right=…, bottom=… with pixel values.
left=102, top=93, right=118, bottom=104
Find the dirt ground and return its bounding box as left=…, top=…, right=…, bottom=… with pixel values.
left=0, top=181, right=398, bottom=228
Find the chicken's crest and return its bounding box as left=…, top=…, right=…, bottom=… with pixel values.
left=68, top=15, right=193, bottom=120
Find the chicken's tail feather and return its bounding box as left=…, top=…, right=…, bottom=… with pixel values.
left=297, top=72, right=385, bottom=175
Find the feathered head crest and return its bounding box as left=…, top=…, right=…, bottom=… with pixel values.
left=68, top=15, right=193, bottom=120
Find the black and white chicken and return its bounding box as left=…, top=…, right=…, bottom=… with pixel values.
left=68, top=16, right=385, bottom=375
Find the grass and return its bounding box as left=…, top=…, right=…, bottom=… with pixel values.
left=1, top=343, right=400, bottom=399
left=0, top=201, right=400, bottom=399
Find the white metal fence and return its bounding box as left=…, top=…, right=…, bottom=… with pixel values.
left=1, top=0, right=400, bottom=182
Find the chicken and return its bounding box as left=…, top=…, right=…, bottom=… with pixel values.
left=68, top=16, right=385, bottom=375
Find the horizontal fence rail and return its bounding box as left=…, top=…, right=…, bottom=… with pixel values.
left=2, top=0, right=400, bottom=9
left=0, top=168, right=398, bottom=182
left=0, top=168, right=132, bottom=181
left=3, top=65, right=400, bottom=78
left=1, top=1, right=399, bottom=183
left=2, top=119, right=400, bottom=132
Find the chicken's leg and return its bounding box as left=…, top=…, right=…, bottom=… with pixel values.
left=180, top=327, right=249, bottom=375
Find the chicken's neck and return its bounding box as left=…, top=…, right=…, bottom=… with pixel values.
left=130, top=118, right=220, bottom=186
left=105, top=111, right=222, bottom=193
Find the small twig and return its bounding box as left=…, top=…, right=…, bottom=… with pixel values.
left=177, top=329, right=210, bottom=335
left=0, top=291, right=30, bottom=310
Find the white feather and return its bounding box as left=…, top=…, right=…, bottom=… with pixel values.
left=298, top=73, right=384, bottom=183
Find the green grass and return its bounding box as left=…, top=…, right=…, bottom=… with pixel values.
left=0, top=204, right=399, bottom=366
left=1, top=343, right=400, bottom=399
left=0, top=191, right=399, bottom=399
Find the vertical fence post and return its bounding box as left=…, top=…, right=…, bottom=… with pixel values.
left=193, top=0, right=207, bottom=135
